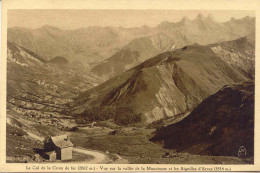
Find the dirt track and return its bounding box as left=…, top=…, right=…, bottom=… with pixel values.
left=73, top=147, right=109, bottom=163
left=23, top=130, right=110, bottom=163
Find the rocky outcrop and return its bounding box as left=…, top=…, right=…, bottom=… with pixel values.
left=8, top=41, right=46, bottom=66
left=211, top=37, right=255, bottom=79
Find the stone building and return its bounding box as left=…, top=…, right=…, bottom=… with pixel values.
left=44, top=135, right=73, bottom=160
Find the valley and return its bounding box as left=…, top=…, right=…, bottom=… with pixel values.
left=6, top=112, right=251, bottom=164
left=6, top=13, right=255, bottom=164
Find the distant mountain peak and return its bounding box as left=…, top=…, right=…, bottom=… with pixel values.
left=159, top=21, right=172, bottom=27
left=195, top=13, right=205, bottom=21
left=227, top=16, right=255, bottom=25
left=193, top=13, right=215, bottom=26
left=243, top=16, right=251, bottom=19
left=230, top=17, right=236, bottom=21
left=180, top=16, right=190, bottom=24
left=242, top=16, right=255, bottom=22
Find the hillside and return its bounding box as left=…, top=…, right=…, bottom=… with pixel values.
left=7, top=42, right=103, bottom=126
left=211, top=37, right=255, bottom=79
left=91, top=34, right=175, bottom=78
left=8, top=15, right=255, bottom=67
left=8, top=41, right=46, bottom=65
left=69, top=37, right=254, bottom=125
left=6, top=42, right=108, bottom=163
left=150, top=81, right=254, bottom=159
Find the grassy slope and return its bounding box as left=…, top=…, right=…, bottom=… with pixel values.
left=69, top=127, right=248, bottom=164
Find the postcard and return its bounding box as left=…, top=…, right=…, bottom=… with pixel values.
left=1, top=0, right=260, bottom=172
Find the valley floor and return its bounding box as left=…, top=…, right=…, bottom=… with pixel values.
left=6, top=115, right=252, bottom=164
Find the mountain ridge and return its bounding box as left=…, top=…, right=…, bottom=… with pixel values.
left=90, top=34, right=175, bottom=78
left=69, top=37, right=254, bottom=125
left=8, top=15, right=255, bottom=67
left=89, top=15, right=255, bottom=78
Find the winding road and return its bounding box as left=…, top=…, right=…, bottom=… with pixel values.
left=73, top=147, right=109, bottom=164
left=24, top=129, right=119, bottom=163
left=19, top=126, right=127, bottom=164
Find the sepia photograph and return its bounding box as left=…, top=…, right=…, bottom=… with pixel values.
left=5, top=9, right=255, bottom=164
left=1, top=0, right=260, bottom=172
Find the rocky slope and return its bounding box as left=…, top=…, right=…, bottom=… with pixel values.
left=7, top=42, right=102, bottom=125
left=69, top=37, right=254, bottom=125
left=8, top=41, right=46, bottom=66
left=150, top=81, right=254, bottom=158
left=8, top=15, right=255, bottom=67
left=210, top=36, right=255, bottom=79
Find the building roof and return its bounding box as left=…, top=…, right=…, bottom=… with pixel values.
left=51, top=135, right=74, bottom=148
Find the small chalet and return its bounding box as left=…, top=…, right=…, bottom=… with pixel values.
left=44, top=135, right=74, bottom=161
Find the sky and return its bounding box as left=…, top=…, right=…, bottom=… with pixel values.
left=8, top=10, right=255, bottom=30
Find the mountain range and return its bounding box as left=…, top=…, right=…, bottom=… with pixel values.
left=8, top=15, right=255, bottom=70
left=6, top=13, right=255, bottom=162
left=90, top=34, right=175, bottom=78
left=90, top=15, right=255, bottom=78
left=69, top=36, right=254, bottom=125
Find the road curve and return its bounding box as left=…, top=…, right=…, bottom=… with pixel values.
left=73, top=147, right=109, bottom=164
left=17, top=128, right=115, bottom=164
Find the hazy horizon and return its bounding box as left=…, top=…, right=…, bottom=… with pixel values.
left=8, top=10, right=255, bottom=30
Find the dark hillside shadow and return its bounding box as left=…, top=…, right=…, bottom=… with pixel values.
left=33, top=148, right=47, bottom=159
